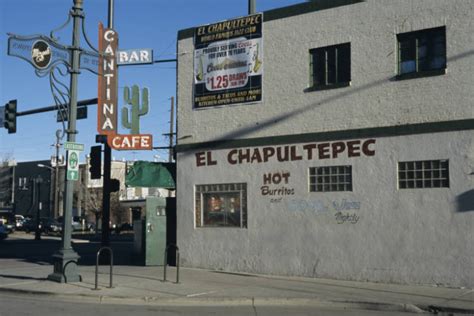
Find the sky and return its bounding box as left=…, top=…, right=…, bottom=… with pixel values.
left=0, top=0, right=304, bottom=164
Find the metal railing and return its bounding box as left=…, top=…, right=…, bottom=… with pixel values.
left=93, top=246, right=114, bottom=290
left=163, top=244, right=180, bottom=284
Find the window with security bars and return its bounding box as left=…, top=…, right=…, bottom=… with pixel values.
left=309, top=43, right=350, bottom=90
left=195, top=183, right=247, bottom=228
left=397, top=26, right=446, bottom=78
left=309, top=166, right=352, bottom=192
left=398, top=159, right=449, bottom=189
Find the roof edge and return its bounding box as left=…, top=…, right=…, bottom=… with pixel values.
left=177, top=0, right=365, bottom=40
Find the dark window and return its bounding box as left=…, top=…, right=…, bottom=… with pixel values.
left=398, top=159, right=449, bottom=189
left=195, top=183, right=247, bottom=228
left=309, top=166, right=352, bottom=192
left=309, top=43, right=351, bottom=89
left=397, top=26, right=446, bottom=78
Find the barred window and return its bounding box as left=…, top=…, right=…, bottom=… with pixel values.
left=397, top=26, right=446, bottom=78
left=309, top=166, right=352, bottom=192
left=195, top=183, right=247, bottom=228
left=309, top=43, right=351, bottom=90
left=398, top=159, right=449, bottom=189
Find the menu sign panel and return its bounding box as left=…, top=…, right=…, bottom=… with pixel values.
left=193, top=13, right=263, bottom=108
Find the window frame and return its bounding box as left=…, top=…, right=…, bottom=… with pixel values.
left=195, top=183, right=247, bottom=228
left=309, top=165, right=353, bottom=193
left=308, top=42, right=351, bottom=91
left=396, top=26, right=447, bottom=80
left=398, top=159, right=449, bottom=189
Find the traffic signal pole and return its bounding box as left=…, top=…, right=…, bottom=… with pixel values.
left=98, top=0, right=115, bottom=248
left=102, top=141, right=111, bottom=246
left=47, top=0, right=83, bottom=283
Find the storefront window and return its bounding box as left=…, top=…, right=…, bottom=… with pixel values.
left=195, top=183, right=247, bottom=228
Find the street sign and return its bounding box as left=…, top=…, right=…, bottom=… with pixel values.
left=117, top=48, right=153, bottom=65
left=65, top=142, right=83, bottom=181
left=79, top=50, right=100, bottom=73
left=8, top=34, right=71, bottom=71
left=66, top=150, right=80, bottom=181
left=56, top=106, right=88, bottom=122
left=64, top=142, right=84, bottom=151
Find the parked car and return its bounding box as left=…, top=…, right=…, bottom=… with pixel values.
left=22, top=218, right=35, bottom=233
left=72, top=220, right=82, bottom=231
left=57, top=216, right=94, bottom=232
left=15, top=215, right=25, bottom=230
left=23, top=218, right=62, bottom=235
left=116, top=222, right=133, bottom=234
left=42, top=218, right=62, bottom=235
left=0, top=217, right=14, bottom=233
left=0, top=223, right=8, bottom=240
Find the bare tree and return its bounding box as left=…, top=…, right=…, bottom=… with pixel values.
left=0, top=156, right=15, bottom=208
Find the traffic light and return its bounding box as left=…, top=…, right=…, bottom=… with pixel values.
left=89, top=145, right=102, bottom=179
left=4, top=100, right=17, bottom=134
left=109, top=179, right=120, bottom=192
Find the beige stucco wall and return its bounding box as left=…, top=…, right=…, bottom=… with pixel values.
left=176, top=0, right=474, bottom=287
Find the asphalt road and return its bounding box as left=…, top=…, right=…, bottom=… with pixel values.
left=0, top=292, right=418, bottom=316
left=0, top=231, right=135, bottom=265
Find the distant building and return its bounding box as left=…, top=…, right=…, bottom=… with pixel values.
left=175, top=0, right=474, bottom=287
left=0, top=160, right=15, bottom=210
left=0, top=157, right=174, bottom=229
left=10, top=160, right=53, bottom=219
left=0, top=159, right=131, bottom=224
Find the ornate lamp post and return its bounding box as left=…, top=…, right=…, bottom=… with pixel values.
left=7, top=0, right=109, bottom=282
left=46, top=0, right=85, bottom=283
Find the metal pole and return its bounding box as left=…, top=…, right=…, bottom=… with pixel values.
left=11, top=163, right=15, bottom=207
left=54, top=130, right=61, bottom=218
left=248, top=0, right=256, bottom=15
left=168, top=97, right=174, bottom=163
left=100, top=0, right=115, bottom=248
left=108, top=0, right=114, bottom=29
left=101, top=141, right=111, bottom=247
left=34, top=177, right=42, bottom=241
left=17, top=98, right=97, bottom=117
left=168, top=97, right=174, bottom=198
left=47, top=0, right=83, bottom=283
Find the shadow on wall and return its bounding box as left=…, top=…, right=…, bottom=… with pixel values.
left=178, top=49, right=474, bottom=156
left=456, top=189, right=474, bottom=213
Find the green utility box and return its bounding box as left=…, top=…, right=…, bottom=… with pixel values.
left=133, top=197, right=167, bottom=266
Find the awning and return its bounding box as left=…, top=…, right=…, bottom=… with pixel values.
left=125, top=161, right=176, bottom=189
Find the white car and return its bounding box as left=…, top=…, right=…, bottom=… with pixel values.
left=15, top=215, right=25, bottom=229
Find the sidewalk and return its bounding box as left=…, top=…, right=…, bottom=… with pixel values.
left=0, top=258, right=473, bottom=314
left=0, top=233, right=473, bottom=314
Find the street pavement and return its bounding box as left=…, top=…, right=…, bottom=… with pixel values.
left=0, top=232, right=473, bottom=315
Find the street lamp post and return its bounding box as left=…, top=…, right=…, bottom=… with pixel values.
left=53, top=130, right=62, bottom=218
left=47, top=0, right=83, bottom=283
left=34, top=176, right=43, bottom=241
left=37, top=163, right=59, bottom=219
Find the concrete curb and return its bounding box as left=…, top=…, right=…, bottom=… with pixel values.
left=0, top=286, right=428, bottom=313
